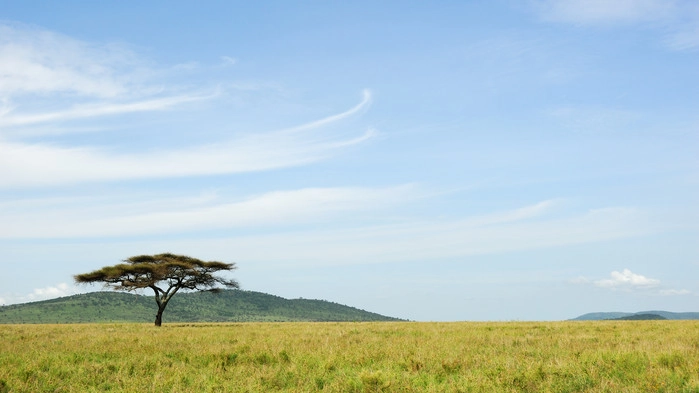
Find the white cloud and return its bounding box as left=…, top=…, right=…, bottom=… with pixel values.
left=570, top=276, right=590, bottom=284
left=125, top=203, right=654, bottom=266
left=0, top=196, right=656, bottom=259
left=658, top=289, right=692, bottom=296
left=2, top=283, right=82, bottom=305
left=0, top=93, right=216, bottom=128
left=594, top=268, right=660, bottom=288
left=531, top=0, right=699, bottom=51
left=0, top=24, right=376, bottom=188
left=577, top=269, right=694, bottom=296
left=221, top=56, right=237, bottom=66
left=0, top=184, right=416, bottom=238
left=1, top=283, right=95, bottom=305
left=665, top=24, right=699, bottom=51
left=0, top=91, right=374, bottom=188
left=0, top=24, right=137, bottom=98
left=30, top=283, right=78, bottom=298
left=533, top=0, right=676, bottom=25
left=0, top=23, right=218, bottom=137
left=283, top=89, right=372, bottom=133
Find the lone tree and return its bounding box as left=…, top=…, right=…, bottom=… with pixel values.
left=74, top=253, right=239, bottom=326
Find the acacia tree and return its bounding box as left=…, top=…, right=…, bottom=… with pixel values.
left=74, top=253, right=239, bottom=326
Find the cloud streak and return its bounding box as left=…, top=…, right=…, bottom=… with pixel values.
left=0, top=23, right=377, bottom=188
left=0, top=22, right=215, bottom=135
left=0, top=91, right=375, bottom=187
left=283, top=89, right=372, bottom=133
left=531, top=0, right=699, bottom=50
left=0, top=93, right=216, bottom=128
left=0, top=195, right=658, bottom=265
left=0, top=185, right=414, bottom=238
left=127, top=203, right=656, bottom=266
left=533, top=0, right=675, bottom=25
left=0, top=23, right=138, bottom=98
left=658, top=289, right=691, bottom=296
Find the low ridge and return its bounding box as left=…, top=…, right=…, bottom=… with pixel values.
left=571, top=311, right=699, bottom=321
left=0, top=290, right=404, bottom=324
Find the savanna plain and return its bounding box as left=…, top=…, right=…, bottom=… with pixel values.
left=1, top=321, right=698, bottom=392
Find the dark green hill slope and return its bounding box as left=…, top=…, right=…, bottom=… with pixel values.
left=635, top=311, right=699, bottom=320
left=0, top=290, right=403, bottom=324
left=613, top=313, right=667, bottom=321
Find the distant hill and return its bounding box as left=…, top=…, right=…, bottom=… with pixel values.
left=0, top=290, right=404, bottom=324
left=572, top=311, right=699, bottom=321
left=613, top=313, right=667, bottom=321
left=572, top=312, right=632, bottom=321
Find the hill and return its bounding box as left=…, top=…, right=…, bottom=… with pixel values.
left=571, top=311, right=699, bottom=321
left=572, top=312, right=632, bottom=321
left=0, top=290, right=404, bottom=324
left=612, top=313, right=667, bottom=321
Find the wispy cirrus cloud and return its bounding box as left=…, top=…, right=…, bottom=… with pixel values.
left=145, top=203, right=657, bottom=266
left=0, top=22, right=219, bottom=134
left=530, top=0, right=699, bottom=51
left=0, top=90, right=375, bottom=187
left=220, top=56, right=237, bottom=66
left=0, top=195, right=656, bottom=261
left=0, top=184, right=414, bottom=238
left=0, top=92, right=217, bottom=128
left=532, top=0, right=675, bottom=25
left=0, top=23, right=376, bottom=187
left=0, top=23, right=139, bottom=98
left=658, top=289, right=692, bottom=296
left=664, top=21, right=699, bottom=51
left=283, top=89, right=372, bottom=134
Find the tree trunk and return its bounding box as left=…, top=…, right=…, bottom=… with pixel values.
left=151, top=286, right=175, bottom=327
left=154, top=305, right=165, bottom=327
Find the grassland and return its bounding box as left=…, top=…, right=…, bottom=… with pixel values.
left=1, top=321, right=698, bottom=392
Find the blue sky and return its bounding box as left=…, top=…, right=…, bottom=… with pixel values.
left=0, top=0, right=697, bottom=321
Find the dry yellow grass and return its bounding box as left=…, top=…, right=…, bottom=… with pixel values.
left=1, top=321, right=698, bottom=392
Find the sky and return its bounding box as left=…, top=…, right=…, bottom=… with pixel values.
left=0, top=0, right=697, bottom=321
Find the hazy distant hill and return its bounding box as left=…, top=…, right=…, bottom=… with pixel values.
left=613, top=313, right=667, bottom=321
left=572, top=311, right=699, bottom=321
left=572, top=312, right=631, bottom=321
left=0, top=290, right=403, bottom=324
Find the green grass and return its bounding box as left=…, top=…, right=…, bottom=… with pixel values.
left=1, top=321, right=698, bottom=392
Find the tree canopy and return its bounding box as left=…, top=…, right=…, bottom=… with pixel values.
left=74, top=253, right=239, bottom=326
